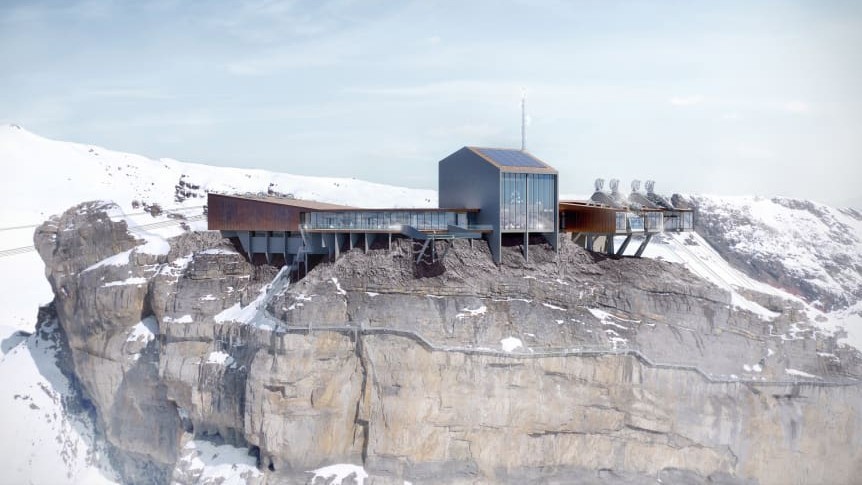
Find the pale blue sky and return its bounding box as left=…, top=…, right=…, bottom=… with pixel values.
left=2, top=0, right=861, bottom=206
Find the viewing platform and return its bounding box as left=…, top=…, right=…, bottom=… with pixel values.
left=207, top=147, right=694, bottom=271
left=559, top=179, right=694, bottom=257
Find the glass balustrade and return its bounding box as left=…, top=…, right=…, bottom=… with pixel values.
left=301, top=210, right=472, bottom=231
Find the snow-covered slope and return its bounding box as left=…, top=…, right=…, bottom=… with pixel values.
left=0, top=320, right=117, bottom=484
left=634, top=231, right=862, bottom=350
left=0, top=123, right=436, bottom=330
left=690, top=195, right=862, bottom=312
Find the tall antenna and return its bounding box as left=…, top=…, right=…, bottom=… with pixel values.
left=520, top=88, right=526, bottom=151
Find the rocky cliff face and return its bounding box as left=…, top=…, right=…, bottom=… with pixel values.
left=35, top=202, right=862, bottom=484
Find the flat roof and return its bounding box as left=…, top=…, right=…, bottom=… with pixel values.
left=559, top=199, right=692, bottom=212
left=210, top=192, right=478, bottom=212
left=210, top=192, right=355, bottom=210
left=560, top=200, right=614, bottom=208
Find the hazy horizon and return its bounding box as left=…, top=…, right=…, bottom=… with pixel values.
left=2, top=0, right=861, bottom=207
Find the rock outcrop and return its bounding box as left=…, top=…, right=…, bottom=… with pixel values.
left=35, top=202, right=862, bottom=484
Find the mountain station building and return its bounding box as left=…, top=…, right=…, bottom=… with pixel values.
left=207, top=146, right=692, bottom=272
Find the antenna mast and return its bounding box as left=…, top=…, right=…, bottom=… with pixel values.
left=520, top=88, right=526, bottom=151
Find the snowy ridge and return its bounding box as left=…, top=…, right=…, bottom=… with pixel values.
left=0, top=123, right=435, bottom=229
left=0, top=123, right=435, bottom=330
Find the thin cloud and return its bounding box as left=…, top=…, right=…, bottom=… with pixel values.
left=427, top=123, right=503, bottom=139
left=783, top=101, right=810, bottom=114
left=735, top=143, right=776, bottom=160
left=669, top=95, right=705, bottom=106
left=84, top=88, right=175, bottom=100
left=206, top=0, right=346, bottom=44
left=226, top=47, right=346, bottom=75
left=344, top=81, right=534, bottom=101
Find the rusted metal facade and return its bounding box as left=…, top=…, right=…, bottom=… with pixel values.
left=207, top=193, right=352, bottom=232
left=559, top=202, right=620, bottom=234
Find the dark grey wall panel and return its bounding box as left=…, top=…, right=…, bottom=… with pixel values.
left=439, top=147, right=502, bottom=262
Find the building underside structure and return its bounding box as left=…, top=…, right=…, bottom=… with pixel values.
left=208, top=192, right=490, bottom=275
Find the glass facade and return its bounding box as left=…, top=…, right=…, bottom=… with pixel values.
left=643, top=212, right=663, bottom=232
left=302, top=210, right=469, bottom=231
left=615, top=212, right=626, bottom=232
left=500, top=173, right=556, bottom=232
left=663, top=211, right=694, bottom=232
left=627, top=215, right=644, bottom=232
left=681, top=212, right=694, bottom=231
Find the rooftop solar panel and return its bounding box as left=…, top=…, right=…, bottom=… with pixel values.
left=475, top=148, right=549, bottom=169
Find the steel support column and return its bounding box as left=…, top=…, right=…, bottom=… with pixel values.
left=616, top=235, right=633, bottom=256
left=634, top=233, right=653, bottom=257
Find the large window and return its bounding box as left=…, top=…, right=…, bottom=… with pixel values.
left=302, top=210, right=460, bottom=231
left=501, top=173, right=527, bottom=230
left=644, top=212, right=663, bottom=232
left=501, top=173, right=556, bottom=231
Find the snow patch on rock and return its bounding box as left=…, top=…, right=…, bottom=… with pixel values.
left=206, top=351, right=235, bottom=367
left=175, top=439, right=261, bottom=485
left=127, top=318, right=157, bottom=344
left=308, top=463, right=368, bottom=485
left=456, top=305, right=487, bottom=319
left=103, top=276, right=148, bottom=287
left=500, top=337, right=523, bottom=352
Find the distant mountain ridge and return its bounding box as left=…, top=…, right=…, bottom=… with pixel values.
left=684, top=194, right=862, bottom=313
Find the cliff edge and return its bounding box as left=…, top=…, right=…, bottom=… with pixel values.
left=34, top=201, right=862, bottom=484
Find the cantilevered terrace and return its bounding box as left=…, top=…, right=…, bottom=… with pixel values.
left=207, top=146, right=692, bottom=272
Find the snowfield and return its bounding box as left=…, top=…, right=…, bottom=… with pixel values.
left=1, top=123, right=860, bottom=482
left=0, top=123, right=435, bottom=332
left=0, top=321, right=117, bottom=484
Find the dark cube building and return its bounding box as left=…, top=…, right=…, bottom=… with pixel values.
left=438, top=147, right=559, bottom=263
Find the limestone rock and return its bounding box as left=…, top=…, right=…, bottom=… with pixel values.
left=35, top=202, right=862, bottom=484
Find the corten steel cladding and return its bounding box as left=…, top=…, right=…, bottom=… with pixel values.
left=559, top=203, right=619, bottom=234
left=207, top=193, right=349, bottom=232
